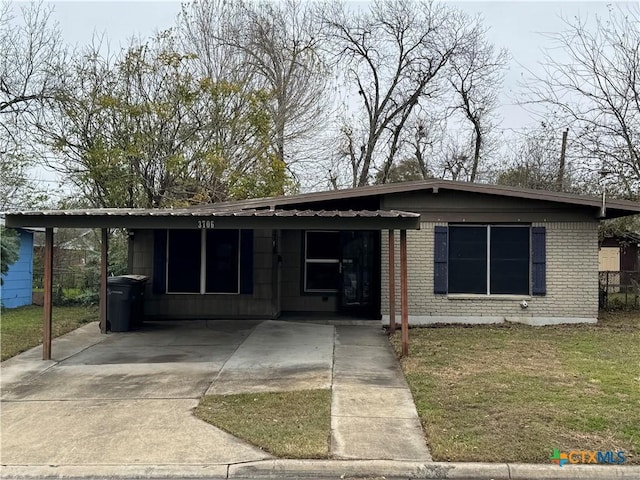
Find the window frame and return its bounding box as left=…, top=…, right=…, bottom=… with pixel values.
left=166, top=229, right=241, bottom=295
left=447, top=224, right=532, bottom=296
left=303, top=230, right=340, bottom=293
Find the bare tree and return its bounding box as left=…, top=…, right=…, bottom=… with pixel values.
left=0, top=1, right=65, bottom=120
left=447, top=21, right=507, bottom=182
left=322, top=0, right=477, bottom=187
left=523, top=4, right=640, bottom=199
left=0, top=1, right=63, bottom=209
left=389, top=108, right=445, bottom=181
left=240, top=0, right=329, bottom=171
left=494, top=123, right=576, bottom=192
left=177, top=0, right=248, bottom=83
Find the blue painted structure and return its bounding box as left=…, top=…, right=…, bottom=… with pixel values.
left=1, top=229, right=34, bottom=308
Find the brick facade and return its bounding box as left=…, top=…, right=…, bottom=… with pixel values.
left=381, top=221, right=599, bottom=325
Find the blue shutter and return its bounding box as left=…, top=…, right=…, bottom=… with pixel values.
left=434, top=226, right=448, bottom=294
left=152, top=230, right=167, bottom=294
left=240, top=230, right=254, bottom=294
left=531, top=227, right=546, bottom=296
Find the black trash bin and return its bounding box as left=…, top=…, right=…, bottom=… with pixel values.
left=107, top=275, right=148, bottom=332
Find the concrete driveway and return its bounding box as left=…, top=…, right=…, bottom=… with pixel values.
left=1, top=318, right=429, bottom=467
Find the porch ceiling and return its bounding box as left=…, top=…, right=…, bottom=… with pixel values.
left=4, top=208, right=421, bottom=230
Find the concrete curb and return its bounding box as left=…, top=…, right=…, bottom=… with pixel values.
left=230, top=460, right=509, bottom=479
left=231, top=460, right=640, bottom=479
left=2, top=460, right=639, bottom=479
left=0, top=465, right=228, bottom=479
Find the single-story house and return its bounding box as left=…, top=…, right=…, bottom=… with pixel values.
left=0, top=224, right=39, bottom=308
left=5, top=180, right=640, bottom=358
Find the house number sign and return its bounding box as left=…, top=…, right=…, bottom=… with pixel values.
left=197, top=220, right=215, bottom=229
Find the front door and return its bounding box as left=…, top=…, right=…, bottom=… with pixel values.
left=340, top=231, right=377, bottom=316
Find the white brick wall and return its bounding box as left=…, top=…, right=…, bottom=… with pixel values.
left=381, top=221, right=599, bottom=324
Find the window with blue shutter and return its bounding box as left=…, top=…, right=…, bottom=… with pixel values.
left=437, top=224, right=543, bottom=296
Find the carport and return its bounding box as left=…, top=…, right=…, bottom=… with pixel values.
left=4, top=206, right=420, bottom=360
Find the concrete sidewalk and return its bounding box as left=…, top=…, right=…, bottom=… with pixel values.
left=1, top=319, right=428, bottom=467
left=331, top=325, right=431, bottom=460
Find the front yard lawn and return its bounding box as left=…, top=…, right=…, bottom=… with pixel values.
left=391, top=311, right=639, bottom=464
left=194, top=389, right=331, bottom=458
left=1, top=305, right=98, bottom=361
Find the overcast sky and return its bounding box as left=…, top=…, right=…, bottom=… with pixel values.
left=16, top=1, right=624, bottom=190
left=43, top=1, right=616, bottom=127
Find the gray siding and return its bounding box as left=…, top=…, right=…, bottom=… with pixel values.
left=381, top=190, right=597, bottom=222
left=130, top=229, right=277, bottom=319
left=280, top=230, right=337, bottom=313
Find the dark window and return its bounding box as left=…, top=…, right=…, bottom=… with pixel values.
left=448, top=225, right=530, bottom=295
left=448, top=226, right=487, bottom=294
left=206, top=230, right=239, bottom=293
left=305, top=231, right=340, bottom=292
left=166, top=229, right=243, bottom=294
left=306, top=263, right=340, bottom=291
left=167, top=230, right=201, bottom=293
left=307, top=231, right=340, bottom=259
left=490, top=227, right=530, bottom=295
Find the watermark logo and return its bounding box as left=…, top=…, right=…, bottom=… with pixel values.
left=550, top=449, right=568, bottom=467
left=550, top=449, right=626, bottom=467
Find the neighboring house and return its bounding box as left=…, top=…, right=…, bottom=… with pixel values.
left=598, top=232, right=640, bottom=299
left=33, top=228, right=97, bottom=268
left=5, top=180, right=640, bottom=325
left=599, top=233, right=640, bottom=272
left=0, top=225, right=39, bottom=308
left=32, top=228, right=98, bottom=294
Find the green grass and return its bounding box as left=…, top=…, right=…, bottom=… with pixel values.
left=1, top=305, right=98, bottom=361
left=390, top=311, right=639, bottom=464
left=194, top=389, right=332, bottom=458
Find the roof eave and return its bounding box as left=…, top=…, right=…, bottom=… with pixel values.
left=201, top=180, right=640, bottom=214
left=4, top=212, right=421, bottom=231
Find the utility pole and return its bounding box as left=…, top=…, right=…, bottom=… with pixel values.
left=556, top=128, right=569, bottom=191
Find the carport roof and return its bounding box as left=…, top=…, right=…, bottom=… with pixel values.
left=3, top=207, right=421, bottom=230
